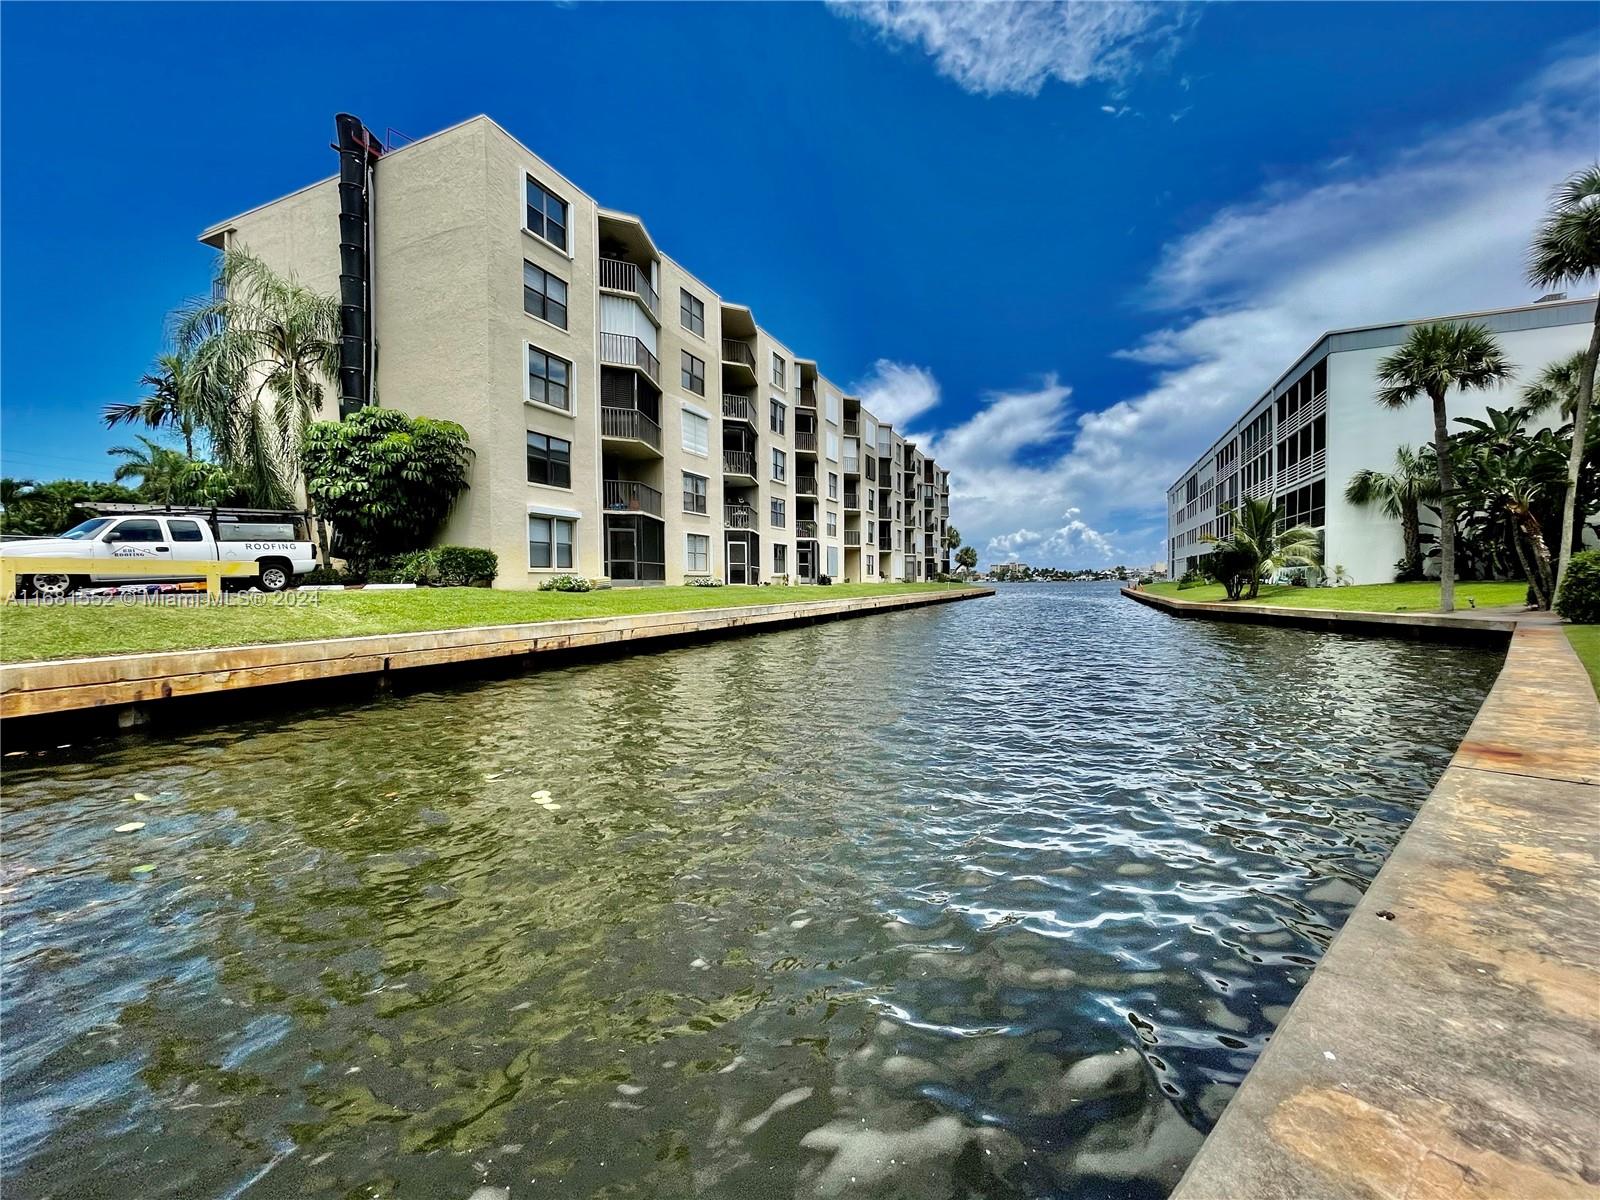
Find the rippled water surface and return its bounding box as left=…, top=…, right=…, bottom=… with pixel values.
left=2, top=584, right=1502, bottom=1199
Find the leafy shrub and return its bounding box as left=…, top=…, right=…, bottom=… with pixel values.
left=436, top=546, right=498, bottom=587
left=1176, top=568, right=1206, bottom=590
left=1555, top=549, right=1600, bottom=624
left=686, top=575, right=723, bottom=587
left=366, top=567, right=401, bottom=584
left=388, top=549, right=440, bottom=586
left=298, top=566, right=353, bottom=587
left=1393, top=555, right=1427, bottom=583
left=538, top=574, right=592, bottom=593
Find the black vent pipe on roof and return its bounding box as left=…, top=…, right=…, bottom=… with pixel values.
left=334, top=114, right=382, bottom=418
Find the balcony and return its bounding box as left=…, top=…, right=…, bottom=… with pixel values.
left=604, top=479, right=663, bottom=518
left=722, top=394, right=757, bottom=427
left=796, top=519, right=819, bottom=540
left=844, top=490, right=860, bottom=510
left=724, top=502, right=758, bottom=530
left=600, top=333, right=660, bottom=387
left=722, top=338, right=757, bottom=386
left=795, top=475, right=819, bottom=497
left=799, top=384, right=818, bottom=409
left=597, top=258, right=659, bottom=321
left=795, top=430, right=818, bottom=453
left=844, top=530, right=862, bottom=547
left=722, top=449, right=757, bottom=481
left=843, top=456, right=860, bottom=476
left=601, top=406, right=662, bottom=453
left=843, top=419, right=859, bottom=437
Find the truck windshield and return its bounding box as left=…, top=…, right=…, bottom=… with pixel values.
left=58, top=518, right=113, bottom=540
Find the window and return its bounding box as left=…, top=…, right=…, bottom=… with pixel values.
left=167, top=519, right=204, bottom=542
left=682, top=408, right=709, bottom=456
left=681, top=350, right=706, bottom=396
left=527, top=432, right=572, bottom=488
left=686, top=533, right=710, bottom=573
left=826, top=390, right=840, bottom=424
left=525, top=176, right=569, bottom=251
left=774, top=544, right=787, bottom=573
left=523, top=262, right=568, bottom=328
left=683, top=471, right=708, bottom=514
left=770, top=399, right=786, bottom=435
left=771, top=497, right=787, bottom=527
left=828, top=472, right=839, bottom=500
left=826, top=511, right=838, bottom=537
left=866, top=556, right=876, bottom=576
left=772, top=354, right=786, bottom=388
left=771, top=448, right=786, bottom=481
left=108, top=519, right=163, bottom=543
left=680, top=289, right=705, bottom=336
left=527, top=345, right=572, bottom=412
left=529, top=515, right=575, bottom=569
left=826, top=431, right=839, bottom=461
left=827, top=546, right=839, bottom=577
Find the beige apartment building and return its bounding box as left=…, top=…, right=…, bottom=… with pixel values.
left=198, top=114, right=951, bottom=588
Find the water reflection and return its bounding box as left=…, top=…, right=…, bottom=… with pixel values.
left=1, top=583, right=1500, bottom=1198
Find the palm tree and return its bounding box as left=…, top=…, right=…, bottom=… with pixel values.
left=175, top=249, right=341, bottom=508
left=955, top=544, right=978, bottom=578
left=1344, top=445, right=1439, bottom=581
left=102, top=352, right=201, bottom=459
left=1202, top=495, right=1322, bottom=600
left=109, top=436, right=195, bottom=505
left=1528, top=164, right=1600, bottom=593
left=0, top=477, right=36, bottom=513
left=1374, top=322, right=1512, bottom=612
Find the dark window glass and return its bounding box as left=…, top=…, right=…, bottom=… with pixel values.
left=771, top=498, right=786, bottom=527
left=167, top=519, right=204, bottom=542
left=774, top=544, right=787, bottom=573
left=680, top=289, right=704, bottom=336
left=528, top=346, right=572, bottom=411
left=683, top=472, right=707, bottom=514
left=770, top=399, right=785, bottom=434
left=526, top=177, right=568, bottom=251
left=529, top=515, right=575, bottom=569
left=681, top=351, right=705, bottom=395
left=527, top=431, right=572, bottom=488
left=110, top=519, right=163, bottom=543
left=523, top=262, right=569, bottom=328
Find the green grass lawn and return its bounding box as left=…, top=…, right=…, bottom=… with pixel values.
left=1139, top=579, right=1531, bottom=612
left=1566, top=626, right=1600, bottom=699
left=0, top=582, right=975, bottom=663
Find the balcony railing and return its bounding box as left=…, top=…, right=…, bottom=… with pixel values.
left=723, top=449, right=756, bottom=477
left=601, top=406, right=662, bottom=451
left=843, top=419, right=859, bottom=437
left=844, top=491, right=860, bottom=510
left=843, top=457, right=860, bottom=475
left=722, top=338, right=756, bottom=370
left=722, top=394, right=757, bottom=426
left=724, top=503, right=758, bottom=529
left=798, top=384, right=817, bottom=409
left=795, top=430, right=818, bottom=453
left=603, top=479, right=663, bottom=517
left=597, top=258, right=659, bottom=319
left=795, top=475, right=819, bottom=496
left=796, top=519, right=819, bottom=540
left=844, top=530, right=862, bottom=547
left=599, top=333, right=660, bottom=386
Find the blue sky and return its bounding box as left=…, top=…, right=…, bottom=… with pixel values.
left=2, top=2, right=1596, bottom=566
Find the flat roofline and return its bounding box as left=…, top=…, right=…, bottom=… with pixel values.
left=1164, top=294, right=1598, bottom=494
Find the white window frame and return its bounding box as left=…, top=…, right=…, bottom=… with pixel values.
left=772, top=353, right=786, bottom=389
left=527, top=507, right=580, bottom=571
left=685, top=532, right=711, bottom=574
left=682, top=470, right=708, bottom=515
left=680, top=403, right=710, bottom=458
left=679, top=288, right=705, bottom=339
left=827, top=471, right=839, bottom=500
left=771, top=447, right=786, bottom=482
left=826, top=430, right=840, bottom=462
left=522, top=260, right=569, bottom=332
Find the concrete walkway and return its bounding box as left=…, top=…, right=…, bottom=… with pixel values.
left=1141, top=597, right=1600, bottom=1199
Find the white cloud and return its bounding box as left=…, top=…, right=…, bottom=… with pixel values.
left=828, top=0, right=1191, bottom=97
left=850, top=359, right=941, bottom=427
left=901, top=52, right=1600, bottom=569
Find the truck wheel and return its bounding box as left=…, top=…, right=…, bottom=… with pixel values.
left=28, top=572, right=80, bottom=600
left=256, top=559, right=292, bottom=593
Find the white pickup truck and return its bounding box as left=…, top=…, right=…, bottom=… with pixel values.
left=4, top=508, right=319, bottom=597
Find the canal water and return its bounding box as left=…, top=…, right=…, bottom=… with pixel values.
left=1, top=583, right=1502, bottom=1199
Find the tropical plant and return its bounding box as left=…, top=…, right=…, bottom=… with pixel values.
left=1374, top=322, right=1513, bottom=612
left=1555, top=548, right=1600, bottom=624
left=175, top=249, right=342, bottom=509
left=1199, top=542, right=1256, bottom=600
left=1202, top=496, right=1322, bottom=600
left=301, top=407, right=472, bottom=574
left=955, top=544, right=978, bottom=577
left=435, top=546, right=498, bottom=587
left=1344, top=445, right=1439, bottom=582
left=1, top=477, right=36, bottom=513
left=103, top=352, right=203, bottom=459
left=1527, top=163, right=1600, bottom=592
left=1521, top=351, right=1600, bottom=548
left=944, top=524, right=961, bottom=553
left=0, top=478, right=145, bottom=536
